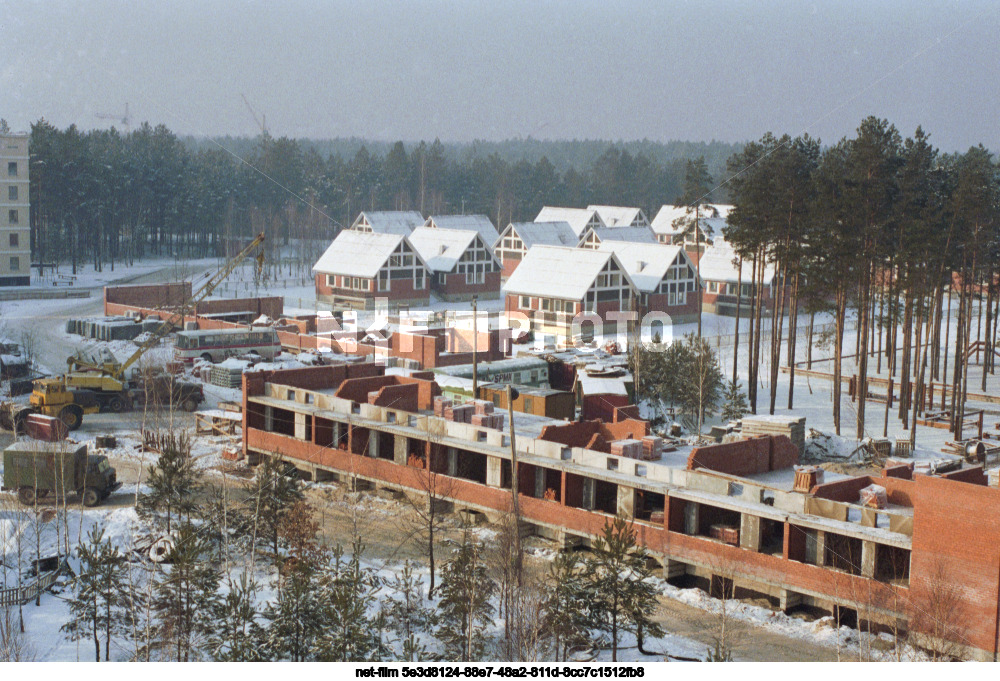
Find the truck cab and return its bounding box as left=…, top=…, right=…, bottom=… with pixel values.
left=2, top=442, right=121, bottom=507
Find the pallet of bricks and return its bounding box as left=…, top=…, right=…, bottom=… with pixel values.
left=611, top=436, right=663, bottom=461
left=741, top=415, right=806, bottom=454
left=433, top=397, right=504, bottom=430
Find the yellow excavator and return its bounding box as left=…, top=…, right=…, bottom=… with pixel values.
left=2, top=233, right=265, bottom=432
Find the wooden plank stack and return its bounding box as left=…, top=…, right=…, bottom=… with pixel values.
left=742, top=415, right=806, bottom=454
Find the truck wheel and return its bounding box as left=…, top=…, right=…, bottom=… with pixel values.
left=109, top=395, right=126, bottom=413
left=82, top=488, right=100, bottom=507
left=58, top=405, right=84, bottom=431
left=17, top=487, right=36, bottom=505
left=182, top=397, right=198, bottom=413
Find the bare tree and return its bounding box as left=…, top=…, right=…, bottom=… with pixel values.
left=0, top=606, right=34, bottom=661
left=908, top=561, right=969, bottom=661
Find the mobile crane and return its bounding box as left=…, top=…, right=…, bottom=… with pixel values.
left=1, top=233, right=266, bottom=432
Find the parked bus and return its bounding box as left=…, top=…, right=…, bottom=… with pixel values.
left=174, top=327, right=281, bottom=363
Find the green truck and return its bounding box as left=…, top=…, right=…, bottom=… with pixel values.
left=1, top=441, right=121, bottom=507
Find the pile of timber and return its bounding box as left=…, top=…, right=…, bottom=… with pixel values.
left=742, top=415, right=806, bottom=454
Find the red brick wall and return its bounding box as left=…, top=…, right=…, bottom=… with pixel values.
left=688, top=438, right=771, bottom=477
left=335, top=374, right=439, bottom=411
left=104, top=282, right=192, bottom=313
left=196, top=296, right=284, bottom=319
left=501, top=256, right=521, bottom=278
left=645, top=291, right=699, bottom=317
left=582, top=393, right=629, bottom=422
left=810, top=475, right=873, bottom=502
left=368, top=383, right=420, bottom=411
left=437, top=270, right=502, bottom=298
left=939, top=466, right=987, bottom=485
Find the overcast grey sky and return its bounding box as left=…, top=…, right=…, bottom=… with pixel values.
left=2, top=1, right=997, bottom=150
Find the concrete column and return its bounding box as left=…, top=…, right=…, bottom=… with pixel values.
left=368, top=430, right=379, bottom=458
left=447, top=447, right=458, bottom=477
left=264, top=406, right=273, bottom=431
left=394, top=435, right=408, bottom=465
left=684, top=502, right=700, bottom=535
left=616, top=486, right=635, bottom=519
left=294, top=412, right=307, bottom=440
left=535, top=468, right=546, bottom=498
left=779, top=589, right=803, bottom=612
left=486, top=456, right=502, bottom=487
left=861, top=541, right=876, bottom=578
left=662, top=558, right=686, bottom=579
left=816, top=531, right=827, bottom=566
left=582, top=478, right=595, bottom=511
left=739, top=513, right=761, bottom=551
left=332, top=421, right=341, bottom=448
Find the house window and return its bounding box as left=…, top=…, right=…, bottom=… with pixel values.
left=414, top=272, right=425, bottom=290
left=9, top=257, right=19, bottom=272
left=7, top=210, right=16, bottom=224
left=520, top=296, right=530, bottom=308
left=7, top=186, right=16, bottom=201
left=377, top=274, right=389, bottom=292
left=6, top=162, right=15, bottom=177
left=8, top=233, right=17, bottom=248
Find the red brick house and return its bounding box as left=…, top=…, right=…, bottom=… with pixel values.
left=494, top=221, right=580, bottom=279
left=597, top=241, right=701, bottom=323
left=407, top=226, right=502, bottom=301
left=313, top=231, right=430, bottom=310
left=503, top=245, right=636, bottom=342
left=698, top=240, right=778, bottom=316
left=423, top=214, right=500, bottom=248
left=650, top=203, right=732, bottom=254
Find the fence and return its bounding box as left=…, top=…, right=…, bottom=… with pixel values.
left=0, top=570, right=61, bottom=607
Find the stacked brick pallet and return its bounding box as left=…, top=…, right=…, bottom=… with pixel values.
left=610, top=439, right=642, bottom=459
left=433, top=396, right=505, bottom=430
left=640, top=436, right=663, bottom=461
left=742, top=415, right=806, bottom=455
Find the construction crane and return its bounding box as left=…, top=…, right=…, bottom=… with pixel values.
left=64, top=232, right=266, bottom=401
left=95, top=103, right=131, bottom=132
left=241, top=94, right=268, bottom=136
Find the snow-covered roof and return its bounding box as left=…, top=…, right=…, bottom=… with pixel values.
left=510, top=221, right=580, bottom=248
left=350, top=211, right=424, bottom=235
left=650, top=204, right=732, bottom=236
left=697, top=241, right=774, bottom=285
left=534, top=207, right=603, bottom=236
left=502, top=245, right=634, bottom=300
left=587, top=205, right=649, bottom=228
left=425, top=214, right=499, bottom=247
left=585, top=226, right=657, bottom=245
left=408, top=226, right=493, bottom=273
left=596, top=241, right=696, bottom=293
left=313, top=231, right=413, bottom=277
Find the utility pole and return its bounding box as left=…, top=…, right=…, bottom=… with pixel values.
left=472, top=295, right=479, bottom=398
left=695, top=203, right=702, bottom=338
left=506, top=384, right=523, bottom=585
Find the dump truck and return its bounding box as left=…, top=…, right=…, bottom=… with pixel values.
left=1, top=441, right=120, bottom=507
left=0, top=377, right=101, bottom=433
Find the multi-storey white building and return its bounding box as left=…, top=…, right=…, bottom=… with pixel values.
left=0, top=133, right=30, bottom=286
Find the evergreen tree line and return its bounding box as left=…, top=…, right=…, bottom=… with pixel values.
left=55, top=436, right=666, bottom=662
left=25, top=119, right=736, bottom=274
left=686, top=116, right=999, bottom=442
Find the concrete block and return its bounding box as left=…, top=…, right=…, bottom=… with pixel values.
left=739, top=513, right=761, bottom=551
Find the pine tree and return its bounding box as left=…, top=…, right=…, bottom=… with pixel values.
left=384, top=561, right=434, bottom=661
left=205, top=572, right=265, bottom=661
left=675, top=334, right=725, bottom=434
left=435, top=533, right=495, bottom=662
left=138, top=432, right=201, bottom=533
left=316, top=539, right=389, bottom=661
left=150, top=523, right=220, bottom=661
left=61, top=525, right=129, bottom=661
left=583, top=516, right=664, bottom=662
left=240, top=455, right=304, bottom=559
left=720, top=379, right=749, bottom=422
left=541, top=552, right=592, bottom=661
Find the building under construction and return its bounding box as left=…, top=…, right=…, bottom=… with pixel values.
left=242, top=362, right=998, bottom=660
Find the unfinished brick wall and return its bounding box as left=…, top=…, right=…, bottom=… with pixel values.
left=104, top=282, right=192, bottom=312
left=810, top=475, right=873, bottom=502
left=687, top=437, right=771, bottom=477
left=335, top=374, right=439, bottom=411
left=368, top=383, right=419, bottom=411
left=938, top=466, right=987, bottom=485
left=196, top=296, right=284, bottom=319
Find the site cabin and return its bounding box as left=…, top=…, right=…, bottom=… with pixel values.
left=422, top=214, right=500, bottom=248
left=494, top=221, right=580, bottom=279
left=435, top=356, right=551, bottom=387
left=346, top=210, right=424, bottom=235
left=650, top=203, right=732, bottom=252
left=577, top=225, right=658, bottom=249
left=587, top=204, right=650, bottom=228
left=698, top=241, right=778, bottom=316
left=407, top=226, right=502, bottom=301
left=477, top=382, right=576, bottom=420
left=312, top=230, right=431, bottom=310
left=175, top=327, right=280, bottom=363
left=502, top=245, right=637, bottom=343
left=533, top=206, right=604, bottom=238
left=596, top=241, right=701, bottom=324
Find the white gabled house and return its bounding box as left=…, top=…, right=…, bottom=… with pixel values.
left=494, top=221, right=580, bottom=278
left=534, top=207, right=604, bottom=237
left=587, top=205, right=650, bottom=228
left=348, top=210, right=425, bottom=236
left=407, top=226, right=502, bottom=301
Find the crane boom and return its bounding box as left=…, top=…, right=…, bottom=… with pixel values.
left=68, top=232, right=266, bottom=380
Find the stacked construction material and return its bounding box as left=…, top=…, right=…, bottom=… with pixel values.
left=470, top=399, right=494, bottom=416
left=210, top=360, right=249, bottom=389
left=709, top=524, right=740, bottom=545
left=640, top=436, right=663, bottom=461
left=792, top=466, right=825, bottom=492
left=67, top=316, right=154, bottom=342
left=433, top=396, right=453, bottom=416
left=649, top=510, right=665, bottom=524
left=742, top=415, right=806, bottom=454
left=452, top=404, right=474, bottom=423
left=610, top=439, right=642, bottom=459
left=859, top=484, right=888, bottom=509
left=470, top=412, right=506, bottom=430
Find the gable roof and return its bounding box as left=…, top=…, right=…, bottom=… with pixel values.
left=697, top=240, right=774, bottom=285
left=350, top=210, right=425, bottom=235
left=408, top=226, right=494, bottom=273
left=596, top=241, right=696, bottom=293
left=313, top=231, right=420, bottom=278
left=584, top=225, right=657, bottom=245
left=502, top=245, right=634, bottom=300
left=425, top=214, right=500, bottom=247
left=534, top=207, right=603, bottom=236
left=509, top=221, right=580, bottom=249
left=650, top=204, right=732, bottom=236
left=587, top=205, right=649, bottom=228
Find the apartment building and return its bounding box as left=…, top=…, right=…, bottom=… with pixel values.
left=243, top=362, right=1000, bottom=661
left=0, top=133, right=30, bottom=286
